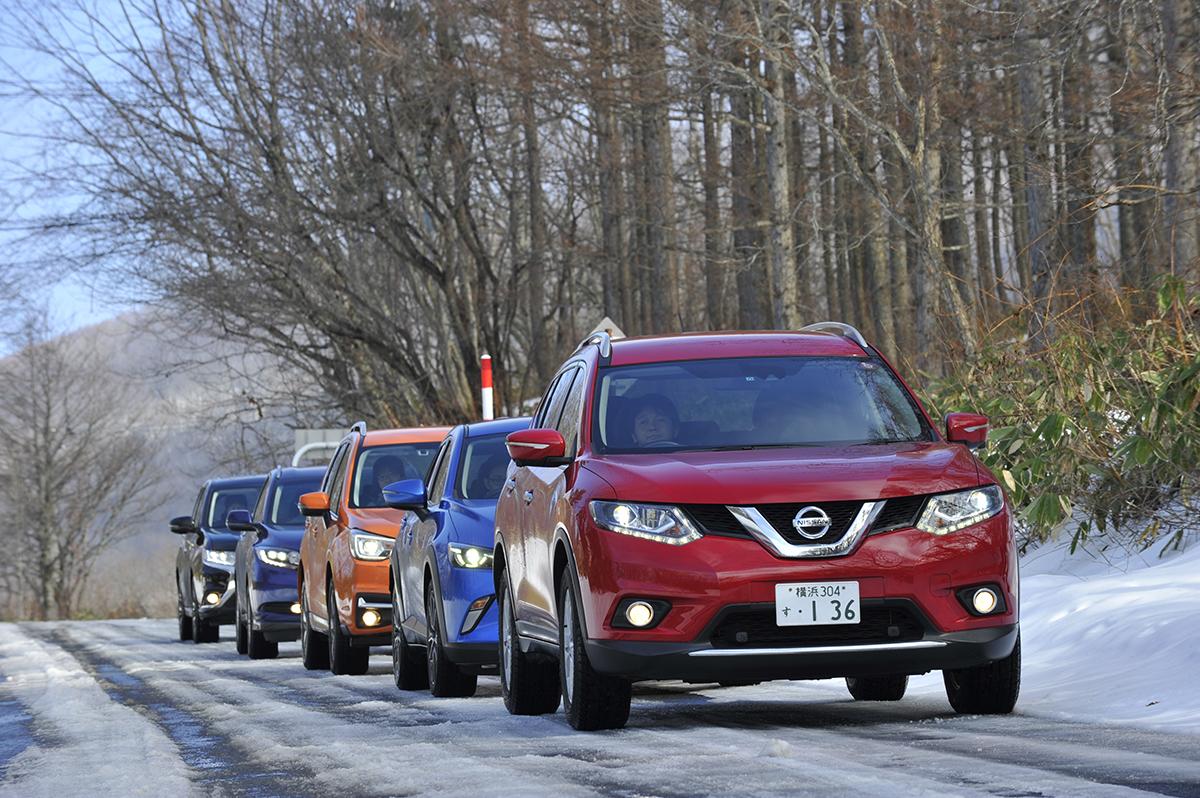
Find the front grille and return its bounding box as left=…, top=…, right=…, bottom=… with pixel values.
left=681, top=505, right=748, bottom=538
left=709, top=603, right=925, bottom=649
left=757, top=501, right=863, bottom=545
left=682, top=494, right=931, bottom=544
left=870, top=495, right=927, bottom=534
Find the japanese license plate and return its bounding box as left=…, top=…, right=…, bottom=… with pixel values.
left=774, top=581, right=860, bottom=626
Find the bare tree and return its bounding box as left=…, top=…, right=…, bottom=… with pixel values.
left=0, top=312, right=161, bottom=620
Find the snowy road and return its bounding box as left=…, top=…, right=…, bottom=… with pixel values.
left=2, top=619, right=1199, bottom=798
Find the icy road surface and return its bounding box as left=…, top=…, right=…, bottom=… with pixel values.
left=1, top=620, right=1198, bottom=798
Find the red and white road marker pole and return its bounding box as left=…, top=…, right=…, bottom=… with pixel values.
left=480, top=353, right=494, bottom=421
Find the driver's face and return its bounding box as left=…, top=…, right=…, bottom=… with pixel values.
left=482, top=465, right=506, bottom=494
left=376, top=465, right=404, bottom=487
left=633, top=407, right=674, bottom=445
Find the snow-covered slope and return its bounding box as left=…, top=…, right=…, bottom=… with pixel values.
left=1005, top=538, right=1200, bottom=733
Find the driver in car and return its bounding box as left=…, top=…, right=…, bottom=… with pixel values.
left=629, top=394, right=679, bottom=446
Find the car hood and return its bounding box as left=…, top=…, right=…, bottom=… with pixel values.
left=347, top=508, right=407, bottom=539
left=581, top=442, right=985, bottom=505
left=201, top=530, right=240, bottom=551
left=258, top=525, right=304, bottom=550
left=444, top=499, right=497, bottom=547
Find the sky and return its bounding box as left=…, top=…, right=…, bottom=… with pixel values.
left=1, top=1, right=137, bottom=342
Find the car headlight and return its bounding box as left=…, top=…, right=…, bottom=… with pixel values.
left=202, top=549, right=236, bottom=568
left=449, top=544, right=493, bottom=569
left=589, top=501, right=702, bottom=545
left=350, top=530, right=394, bottom=561
left=916, top=485, right=1004, bottom=535
left=255, top=547, right=300, bottom=568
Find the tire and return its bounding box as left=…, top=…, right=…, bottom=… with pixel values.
left=558, top=576, right=631, bottom=731
left=392, top=584, right=428, bottom=690
left=426, top=584, right=477, bottom=698
left=846, top=674, right=908, bottom=701
left=192, top=612, right=219, bottom=644
left=498, top=577, right=560, bottom=716
left=247, top=625, right=279, bottom=660
left=300, top=583, right=330, bottom=671
left=944, top=634, right=1021, bottom=715
left=235, top=599, right=249, bottom=655
left=327, top=581, right=370, bottom=676
left=177, top=588, right=193, bottom=641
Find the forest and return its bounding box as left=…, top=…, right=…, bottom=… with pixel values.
left=0, top=0, right=1196, bottom=603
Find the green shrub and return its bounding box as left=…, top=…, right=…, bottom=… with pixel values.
left=924, top=279, right=1200, bottom=553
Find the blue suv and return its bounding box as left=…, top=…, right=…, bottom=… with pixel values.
left=228, top=466, right=325, bottom=659
left=387, top=417, right=531, bottom=696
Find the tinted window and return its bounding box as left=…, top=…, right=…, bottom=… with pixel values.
left=594, top=357, right=929, bottom=452
left=351, top=443, right=440, bottom=508
left=206, top=487, right=259, bottom=529
left=271, top=473, right=325, bottom=526
left=539, top=367, right=579, bottom=430
left=428, top=438, right=454, bottom=502
left=457, top=433, right=512, bottom=499
left=557, top=370, right=589, bottom=455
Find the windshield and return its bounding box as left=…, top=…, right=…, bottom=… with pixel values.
left=351, top=443, right=440, bottom=508
left=593, top=356, right=930, bottom=453
left=206, top=487, right=259, bottom=529
left=457, top=433, right=511, bottom=500
left=271, top=474, right=324, bottom=526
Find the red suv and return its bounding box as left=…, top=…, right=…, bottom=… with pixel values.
left=494, top=324, right=1019, bottom=730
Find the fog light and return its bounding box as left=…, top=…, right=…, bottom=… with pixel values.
left=289, top=602, right=301, bottom=614
left=205, top=591, right=221, bottom=605
left=361, top=609, right=382, bottom=627
left=624, top=600, right=654, bottom=628
left=972, top=587, right=998, bottom=614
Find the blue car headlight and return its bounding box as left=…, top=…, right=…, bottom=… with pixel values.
left=255, top=547, right=300, bottom=569
left=202, top=549, right=236, bottom=568
left=448, top=544, right=493, bottom=569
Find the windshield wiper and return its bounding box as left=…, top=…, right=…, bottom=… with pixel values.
left=708, top=443, right=821, bottom=451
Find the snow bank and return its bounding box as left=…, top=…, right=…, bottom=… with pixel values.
left=0, top=624, right=194, bottom=797
left=1010, top=538, right=1200, bottom=733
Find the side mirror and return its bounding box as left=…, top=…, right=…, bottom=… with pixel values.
left=226, top=509, right=256, bottom=533
left=506, top=428, right=569, bottom=467
left=382, top=479, right=427, bottom=510
left=169, top=515, right=197, bottom=535
left=945, top=412, right=989, bottom=450
left=299, top=491, right=330, bottom=517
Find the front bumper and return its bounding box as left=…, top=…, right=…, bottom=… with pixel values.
left=194, top=567, right=236, bottom=623
left=586, top=621, right=1018, bottom=682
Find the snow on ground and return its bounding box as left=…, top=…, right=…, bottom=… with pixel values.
left=0, top=624, right=195, bottom=797
left=0, top=534, right=1197, bottom=797
left=1008, top=536, right=1200, bottom=733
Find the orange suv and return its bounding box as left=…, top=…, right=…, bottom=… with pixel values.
left=298, top=422, right=450, bottom=674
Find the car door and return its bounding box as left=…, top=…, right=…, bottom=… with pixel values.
left=519, top=364, right=582, bottom=634
left=320, top=439, right=355, bottom=622
left=397, top=434, right=450, bottom=631
left=178, top=484, right=206, bottom=607
left=304, top=440, right=349, bottom=618
left=189, top=485, right=215, bottom=601
left=411, top=432, right=456, bottom=635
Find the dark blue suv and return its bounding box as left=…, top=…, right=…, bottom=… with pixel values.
left=228, top=466, right=325, bottom=658
left=387, top=417, right=530, bottom=696
left=171, top=475, right=264, bottom=643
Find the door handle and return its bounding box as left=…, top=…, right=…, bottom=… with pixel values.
left=523, top=490, right=534, bottom=505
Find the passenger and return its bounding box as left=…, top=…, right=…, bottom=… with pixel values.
left=629, top=394, right=680, bottom=447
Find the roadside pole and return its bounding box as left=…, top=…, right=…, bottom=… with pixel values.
left=481, top=354, right=494, bottom=420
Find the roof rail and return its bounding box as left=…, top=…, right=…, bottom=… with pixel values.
left=574, top=330, right=612, bottom=358
left=349, top=420, right=367, bottom=435
left=800, top=321, right=870, bottom=350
